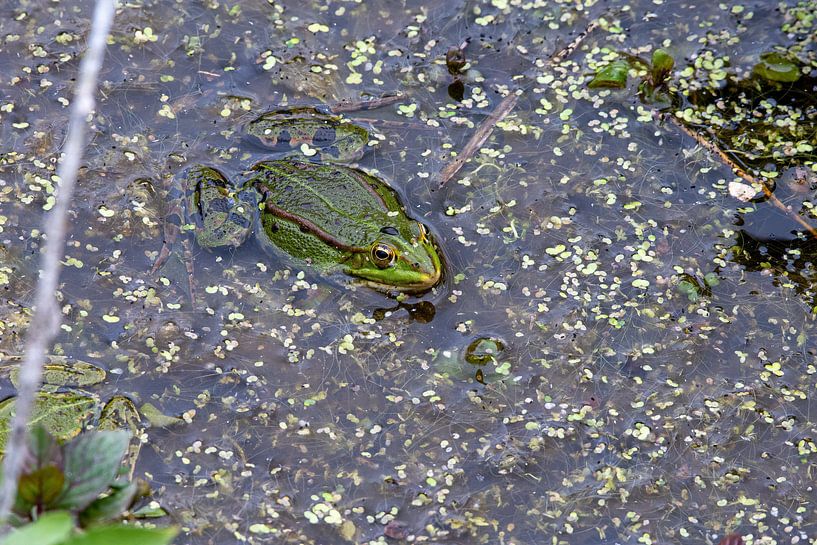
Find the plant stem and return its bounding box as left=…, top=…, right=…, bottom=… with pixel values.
left=0, top=0, right=116, bottom=528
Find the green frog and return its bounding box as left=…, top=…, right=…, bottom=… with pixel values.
left=0, top=358, right=142, bottom=475
left=152, top=107, right=443, bottom=296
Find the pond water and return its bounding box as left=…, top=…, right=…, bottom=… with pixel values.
left=1, top=0, right=816, bottom=543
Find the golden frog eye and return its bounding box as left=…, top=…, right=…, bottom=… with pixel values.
left=371, top=243, right=396, bottom=268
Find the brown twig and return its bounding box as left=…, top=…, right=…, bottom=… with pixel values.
left=665, top=114, right=817, bottom=240
left=439, top=93, right=519, bottom=186
left=549, top=20, right=601, bottom=64
left=329, top=93, right=404, bottom=113
left=438, top=18, right=601, bottom=186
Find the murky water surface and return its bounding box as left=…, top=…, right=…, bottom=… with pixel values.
left=1, top=0, right=816, bottom=543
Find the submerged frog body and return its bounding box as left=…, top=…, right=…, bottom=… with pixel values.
left=0, top=360, right=142, bottom=474
left=244, top=106, right=371, bottom=162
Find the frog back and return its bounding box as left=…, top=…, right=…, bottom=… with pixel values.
left=251, top=160, right=403, bottom=264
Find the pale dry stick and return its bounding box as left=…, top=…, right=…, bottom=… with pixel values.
left=0, top=0, right=116, bottom=527
left=665, top=114, right=817, bottom=240
left=438, top=19, right=601, bottom=186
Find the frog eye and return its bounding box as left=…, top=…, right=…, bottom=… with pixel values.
left=371, top=243, right=396, bottom=268
left=418, top=223, right=429, bottom=241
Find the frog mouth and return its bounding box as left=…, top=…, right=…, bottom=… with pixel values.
left=356, top=267, right=442, bottom=294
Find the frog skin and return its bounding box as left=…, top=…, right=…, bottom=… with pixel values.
left=244, top=106, right=371, bottom=162
left=252, top=160, right=442, bottom=292
left=152, top=106, right=371, bottom=278
left=152, top=107, right=443, bottom=295
left=150, top=166, right=258, bottom=281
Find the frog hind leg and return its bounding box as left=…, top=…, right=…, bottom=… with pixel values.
left=151, top=185, right=185, bottom=274
left=181, top=238, right=197, bottom=305
left=151, top=182, right=198, bottom=306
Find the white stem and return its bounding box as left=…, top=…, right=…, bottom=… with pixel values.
left=0, top=0, right=116, bottom=526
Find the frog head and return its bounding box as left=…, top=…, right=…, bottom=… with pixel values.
left=343, top=221, right=442, bottom=293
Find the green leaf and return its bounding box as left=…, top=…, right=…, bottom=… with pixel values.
left=139, top=403, right=182, bottom=428
left=753, top=52, right=801, bottom=83
left=13, top=427, right=64, bottom=514
left=59, top=525, right=178, bottom=545
left=54, top=431, right=130, bottom=511
left=79, top=481, right=138, bottom=527
left=588, top=60, right=629, bottom=89
left=17, top=466, right=65, bottom=511
left=650, top=48, right=674, bottom=85
left=27, top=427, right=62, bottom=472
left=0, top=511, right=73, bottom=545
left=130, top=505, right=169, bottom=519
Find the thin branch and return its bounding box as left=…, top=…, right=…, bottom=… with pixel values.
left=439, top=93, right=518, bottom=186
left=548, top=20, right=601, bottom=65
left=0, top=0, right=116, bottom=526
left=665, top=114, right=817, bottom=240
left=329, top=93, right=405, bottom=113
left=438, top=18, right=601, bottom=186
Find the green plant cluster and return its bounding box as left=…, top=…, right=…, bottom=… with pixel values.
left=0, top=428, right=176, bottom=545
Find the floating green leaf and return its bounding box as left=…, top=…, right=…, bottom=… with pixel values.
left=588, top=60, right=629, bottom=88
left=0, top=511, right=73, bottom=545
left=753, top=52, right=801, bottom=83
left=139, top=403, right=182, bottom=428
left=131, top=505, right=169, bottom=519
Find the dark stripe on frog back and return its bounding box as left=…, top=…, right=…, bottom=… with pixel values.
left=259, top=195, right=363, bottom=254
left=203, top=196, right=231, bottom=214
left=255, top=161, right=388, bottom=214
left=254, top=161, right=414, bottom=250
left=255, top=166, right=380, bottom=249
left=255, top=128, right=293, bottom=152
left=227, top=210, right=252, bottom=228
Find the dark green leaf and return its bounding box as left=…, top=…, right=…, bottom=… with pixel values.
left=753, top=52, right=801, bottom=83
left=59, top=525, right=178, bottom=545
left=0, top=511, right=73, bottom=545
left=54, top=431, right=130, bottom=511
left=588, top=60, right=629, bottom=89
left=650, top=48, right=674, bottom=85
left=130, top=505, right=168, bottom=519
left=17, top=465, right=65, bottom=511
left=27, top=427, right=62, bottom=472
left=78, top=481, right=138, bottom=527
